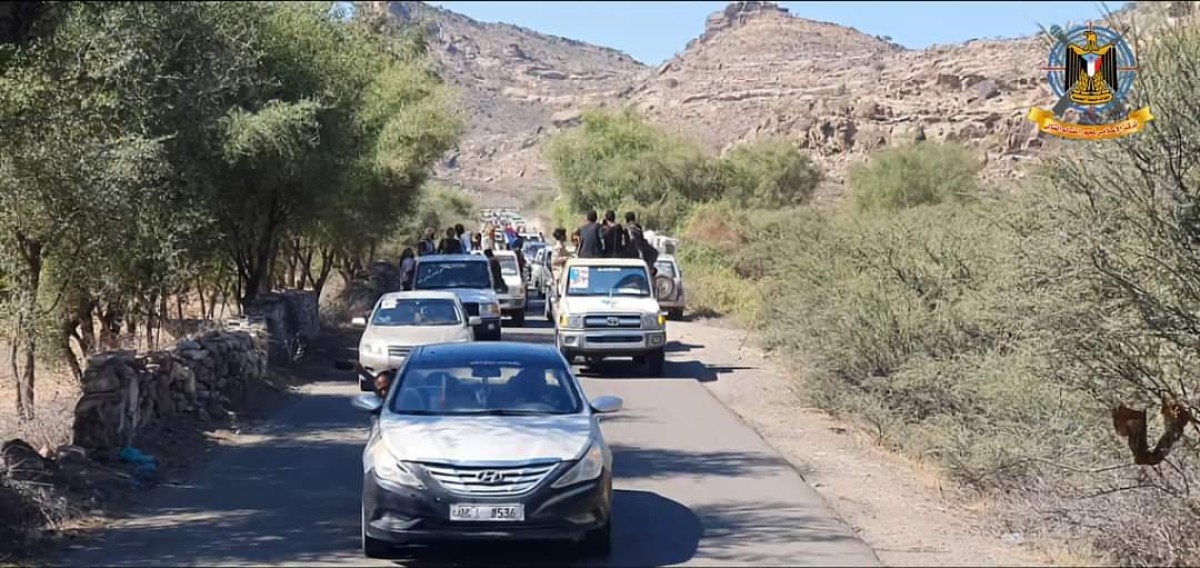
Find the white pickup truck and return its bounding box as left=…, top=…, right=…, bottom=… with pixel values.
left=550, top=257, right=667, bottom=376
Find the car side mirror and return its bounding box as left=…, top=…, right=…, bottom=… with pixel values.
left=590, top=395, right=623, bottom=414
left=351, top=317, right=367, bottom=328
left=352, top=393, right=383, bottom=414
left=468, top=316, right=482, bottom=326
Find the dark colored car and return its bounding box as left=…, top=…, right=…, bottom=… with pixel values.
left=352, top=341, right=623, bottom=558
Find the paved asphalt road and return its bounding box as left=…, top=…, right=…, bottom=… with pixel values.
left=58, top=300, right=880, bottom=567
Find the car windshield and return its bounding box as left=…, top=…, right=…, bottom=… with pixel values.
left=389, top=357, right=583, bottom=415
left=371, top=298, right=461, bottom=327
left=565, top=265, right=651, bottom=297
left=497, top=256, right=519, bottom=276
left=415, top=261, right=491, bottom=289
left=655, top=261, right=677, bottom=278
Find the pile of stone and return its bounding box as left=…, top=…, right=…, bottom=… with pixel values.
left=72, top=328, right=268, bottom=451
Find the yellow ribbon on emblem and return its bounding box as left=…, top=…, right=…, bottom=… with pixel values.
left=1027, top=106, right=1154, bottom=140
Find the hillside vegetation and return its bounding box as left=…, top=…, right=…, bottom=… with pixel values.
left=544, top=20, right=1200, bottom=566
left=0, top=1, right=461, bottom=423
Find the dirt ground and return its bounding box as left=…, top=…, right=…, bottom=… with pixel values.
left=673, top=317, right=1094, bottom=567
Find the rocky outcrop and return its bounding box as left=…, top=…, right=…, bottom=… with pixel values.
left=692, top=1, right=790, bottom=47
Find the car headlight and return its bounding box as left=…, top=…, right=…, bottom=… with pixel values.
left=642, top=313, right=666, bottom=328
left=370, top=442, right=423, bottom=489
left=552, top=442, right=604, bottom=488
left=558, top=313, right=583, bottom=329
left=479, top=302, right=500, bottom=317
left=360, top=342, right=383, bottom=355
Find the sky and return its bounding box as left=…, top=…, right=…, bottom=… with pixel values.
left=427, top=1, right=1127, bottom=64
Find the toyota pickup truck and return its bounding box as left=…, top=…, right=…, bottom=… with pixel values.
left=551, top=257, right=667, bottom=376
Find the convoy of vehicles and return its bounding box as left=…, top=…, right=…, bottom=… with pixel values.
left=344, top=211, right=685, bottom=559
left=353, top=341, right=622, bottom=558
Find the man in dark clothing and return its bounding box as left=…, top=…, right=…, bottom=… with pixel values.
left=482, top=249, right=506, bottom=290
left=437, top=227, right=464, bottom=254
left=577, top=210, right=604, bottom=258
left=625, top=211, right=658, bottom=274
left=599, top=210, right=629, bottom=258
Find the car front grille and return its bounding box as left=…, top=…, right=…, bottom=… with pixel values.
left=584, top=314, right=642, bottom=329
left=419, top=461, right=559, bottom=496
left=387, top=345, right=411, bottom=358
left=462, top=302, right=480, bottom=316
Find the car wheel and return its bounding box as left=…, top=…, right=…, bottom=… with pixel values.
left=645, top=348, right=665, bottom=376
left=580, top=520, right=612, bottom=557
left=668, top=308, right=684, bottom=320
left=362, top=506, right=390, bottom=559
left=511, top=310, right=526, bottom=327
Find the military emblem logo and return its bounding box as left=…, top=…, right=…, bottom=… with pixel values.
left=1027, top=22, right=1153, bottom=140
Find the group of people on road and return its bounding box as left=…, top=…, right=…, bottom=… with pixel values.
left=395, top=222, right=532, bottom=291
left=547, top=210, right=659, bottom=285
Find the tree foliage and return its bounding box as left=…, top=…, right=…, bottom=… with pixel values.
left=847, top=141, right=980, bottom=212
left=544, top=108, right=822, bottom=230
left=0, top=1, right=459, bottom=420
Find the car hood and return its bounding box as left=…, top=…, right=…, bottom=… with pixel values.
left=443, top=288, right=497, bottom=304
left=560, top=295, right=659, bottom=314
left=379, top=414, right=593, bottom=463
left=363, top=325, right=470, bottom=346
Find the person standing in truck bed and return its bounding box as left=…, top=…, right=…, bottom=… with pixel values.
left=577, top=210, right=604, bottom=259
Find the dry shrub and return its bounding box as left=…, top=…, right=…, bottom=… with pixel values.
left=681, top=202, right=744, bottom=256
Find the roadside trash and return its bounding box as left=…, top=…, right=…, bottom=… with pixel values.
left=118, top=446, right=156, bottom=466
left=118, top=446, right=160, bottom=489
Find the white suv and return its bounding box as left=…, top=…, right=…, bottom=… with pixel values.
left=551, top=257, right=667, bottom=376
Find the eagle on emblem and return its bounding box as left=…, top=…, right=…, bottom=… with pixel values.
left=1064, top=27, right=1119, bottom=106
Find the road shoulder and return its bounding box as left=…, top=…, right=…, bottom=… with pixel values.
left=671, top=318, right=1053, bottom=567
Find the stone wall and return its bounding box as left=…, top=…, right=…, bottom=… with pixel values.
left=71, top=325, right=268, bottom=451
left=70, top=289, right=322, bottom=452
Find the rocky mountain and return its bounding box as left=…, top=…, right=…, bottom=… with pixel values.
left=360, top=1, right=648, bottom=203
left=632, top=1, right=1050, bottom=195
left=370, top=0, right=1192, bottom=205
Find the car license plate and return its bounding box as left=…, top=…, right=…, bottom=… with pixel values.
left=449, top=504, right=524, bottom=522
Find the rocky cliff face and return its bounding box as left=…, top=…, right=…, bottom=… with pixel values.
left=367, top=1, right=648, bottom=203
left=631, top=1, right=1055, bottom=192
left=379, top=1, right=1181, bottom=203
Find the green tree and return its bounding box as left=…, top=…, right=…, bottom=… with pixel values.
left=721, top=137, right=823, bottom=208
left=544, top=107, right=723, bottom=229
left=847, top=142, right=980, bottom=213
left=0, top=1, right=461, bottom=420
